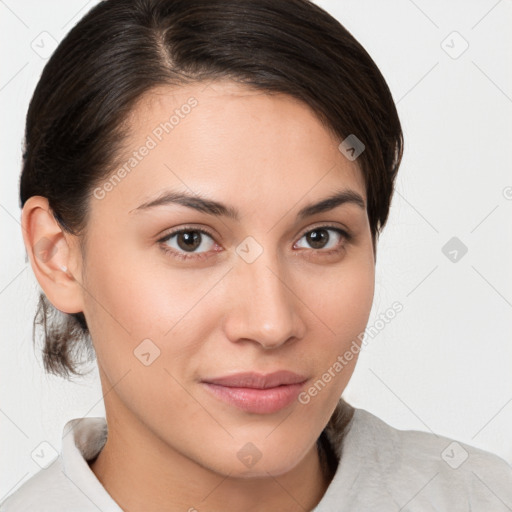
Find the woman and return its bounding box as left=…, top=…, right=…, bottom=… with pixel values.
left=2, top=0, right=511, bottom=510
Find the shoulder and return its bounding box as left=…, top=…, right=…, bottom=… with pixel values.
left=327, top=404, right=512, bottom=510
left=353, top=406, right=512, bottom=473
left=357, top=408, right=512, bottom=509
left=0, top=417, right=115, bottom=512
left=0, top=456, right=90, bottom=511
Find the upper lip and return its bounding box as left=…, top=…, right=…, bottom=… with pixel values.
left=202, top=371, right=308, bottom=389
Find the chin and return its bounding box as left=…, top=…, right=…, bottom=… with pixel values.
left=228, top=460, right=300, bottom=480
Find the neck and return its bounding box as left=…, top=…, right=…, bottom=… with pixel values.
left=89, top=394, right=338, bottom=512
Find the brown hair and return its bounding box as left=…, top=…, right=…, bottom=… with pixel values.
left=20, top=0, right=404, bottom=379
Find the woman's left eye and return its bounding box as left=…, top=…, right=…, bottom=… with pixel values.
left=158, top=225, right=351, bottom=261
left=295, top=226, right=350, bottom=253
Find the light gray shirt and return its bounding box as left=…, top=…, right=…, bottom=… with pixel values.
left=2, top=407, right=511, bottom=511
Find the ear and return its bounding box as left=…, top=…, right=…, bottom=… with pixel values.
left=21, top=196, right=84, bottom=314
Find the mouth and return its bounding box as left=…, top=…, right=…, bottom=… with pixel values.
left=201, top=370, right=308, bottom=414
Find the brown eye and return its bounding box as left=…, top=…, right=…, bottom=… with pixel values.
left=295, top=226, right=349, bottom=252
left=305, top=228, right=330, bottom=249
left=158, top=227, right=217, bottom=260
left=175, top=231, right=202, bottom=251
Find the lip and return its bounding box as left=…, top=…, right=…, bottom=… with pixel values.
left=201, top=371, right=308, bottom=414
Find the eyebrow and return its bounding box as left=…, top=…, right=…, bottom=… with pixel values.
left=129, top=188, right=366, bottom=220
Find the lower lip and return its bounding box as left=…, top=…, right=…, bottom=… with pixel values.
left=202, top=381, right=306, bottom=414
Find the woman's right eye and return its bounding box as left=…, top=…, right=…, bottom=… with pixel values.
left=158, top=228, right=219, bottom=261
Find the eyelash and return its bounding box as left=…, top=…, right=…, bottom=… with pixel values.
left=157, top=224, right=352, bottom=262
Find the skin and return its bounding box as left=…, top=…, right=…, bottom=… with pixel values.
left=22, top=80, right=375, bottom=512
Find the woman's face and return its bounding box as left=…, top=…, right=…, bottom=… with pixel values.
left=77, top=80, right=375, bottom=477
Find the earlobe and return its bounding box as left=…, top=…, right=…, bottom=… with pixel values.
left=21, top=196, right=84, bottom=314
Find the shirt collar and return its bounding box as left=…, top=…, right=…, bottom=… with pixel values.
left=61, top=417, right=123, bottom=512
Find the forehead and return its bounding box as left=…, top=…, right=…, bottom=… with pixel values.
left=92, top=80, right=366, bottom=219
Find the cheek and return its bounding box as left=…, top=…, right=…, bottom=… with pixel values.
left=81, top=240, right=226, bottom=380
left=294, top=268, right=373, bottom=426
left=297, top=255, right=374, bottom=395
left=303, top=254, right=375, bottom=339
left=81, top=249, right=207, bottom=421
left=82, top=237, right=192, bottom=335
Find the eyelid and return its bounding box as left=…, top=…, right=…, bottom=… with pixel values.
left=297, top=221, right=351, bottom=239
left=159, top=224, right=216, bottom=238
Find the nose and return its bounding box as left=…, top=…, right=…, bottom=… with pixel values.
left=222, top=250, right=307, bottom=350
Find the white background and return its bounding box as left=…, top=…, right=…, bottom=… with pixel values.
left=1, top=0, right=511, bottom=500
